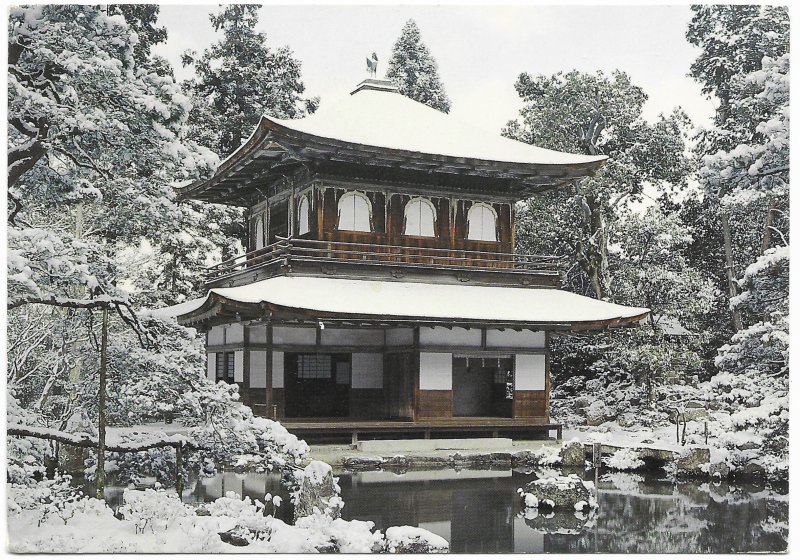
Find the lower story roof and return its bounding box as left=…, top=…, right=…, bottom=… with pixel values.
left=154, top=276, right=649, bottom=330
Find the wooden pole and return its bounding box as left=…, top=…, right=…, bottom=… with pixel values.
left=175, top=444, right=184, bottom=498
left=681, top=415, right=687, bottom=446
left=96, top=306, right=108, bottom=499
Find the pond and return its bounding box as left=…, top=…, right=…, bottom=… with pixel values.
left=97, top=467, right=788, bottom=553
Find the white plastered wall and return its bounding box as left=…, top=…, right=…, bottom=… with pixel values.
left=249, top=325, right=267, bottom=344
left=486, top=329, right=545, bottom=348
left=250, top=350, right=267, bottom=389
left=208, top=327, right=225, bottom=346
left=515, top=354, right=546, bottom=390
left=419, top=352, right=452, bottom=390
left=419, top=326, right=481, bottom=347
left=272, top=351, right=285, bottom=388
left=273, top=327, right=316, bottom=345
left=385, top=328, right=413, bottom=346
left=207, top=353, right=216, bottom=381
left=321, top=328, right=384, bottom=346
left=227, top=324, right=245, bottom=345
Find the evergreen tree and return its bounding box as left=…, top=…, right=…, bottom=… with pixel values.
left=505, top=69, right=706, bottom=422
left=688, top=5, right=789, bottom=478
left=108, top=4, right=168, bottom=66
left=386, top=19, right=451, bottom=113
left=686, top=5, right=789, bottom=332
left=505, top=70, right=692, bottom=301
left=182, top=4, right=318, bottom=158
left=7, top=4, right=221, bottom=427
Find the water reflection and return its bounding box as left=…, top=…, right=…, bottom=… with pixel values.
left=334, top=469, right=787, bottom=554
left=97, top=468, right=787, bottom=553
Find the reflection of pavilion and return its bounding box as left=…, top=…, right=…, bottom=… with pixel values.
left=338, top=469, right=544, bottom=553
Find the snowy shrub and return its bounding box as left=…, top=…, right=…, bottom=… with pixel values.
left=189, top=403, right=309, bottom=475
left=118, top=488, right=193, bottom=534
left=205, top=491, right=264, bottom=520
left=84, top=430, right=177, bottom=487
left=6, top=395, right=52, bottom=486
left=8, top=473, right=96, bottom=527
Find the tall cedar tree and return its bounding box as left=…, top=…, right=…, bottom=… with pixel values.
left=685, top=5, right=789, bottom=333
left=182, top=4, right=318, bottom=158
left=688, top=6, right=789, bottom=476
left=386, top=19, right=451, bottom=113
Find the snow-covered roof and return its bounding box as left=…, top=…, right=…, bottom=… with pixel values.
left=266, top=83, right=606, bottom=167
left=155, top=276, right=648, bottom=328
left=179, top=80, right=608, bottom=204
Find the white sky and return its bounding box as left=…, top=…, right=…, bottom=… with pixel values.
left=153, top=4, right=717, bottom=137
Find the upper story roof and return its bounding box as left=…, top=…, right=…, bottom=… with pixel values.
left=180, top=79, right=607, bottom=205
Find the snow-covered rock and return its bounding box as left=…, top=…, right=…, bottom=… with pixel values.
left=293, top=461, right=341, bottom=521
left=559, top=440, right=586, bottom=466
left=675, top=447, right=711, bottom=477
left=603, top=448, right=646, bottom=471
left=521, top=473, right=597, bottom=510
left=384, top=526, right=449, bottom=553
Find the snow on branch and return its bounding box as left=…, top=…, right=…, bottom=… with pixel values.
left=7, top=424, right=205, bottom=453
left=7, top=295, right=128, bottom=311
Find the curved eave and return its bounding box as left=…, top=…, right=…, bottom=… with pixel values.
left=178, top=116, right=608, bottom=204
left=164, top=290, right=649, bottom=333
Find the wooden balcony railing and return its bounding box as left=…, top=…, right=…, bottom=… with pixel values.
left=206, top=237, right=565, bottom=282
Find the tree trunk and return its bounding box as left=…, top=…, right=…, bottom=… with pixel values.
left=762, top=197, right=776, bottom=253
left=720, top=212, right=743, bottom=332
left=586, top=194, right=609, bottom=300
left=96, top=307, right=108, bottom=499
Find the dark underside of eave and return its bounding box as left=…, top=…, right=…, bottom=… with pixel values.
left=177, top=119, right=605, bottom=206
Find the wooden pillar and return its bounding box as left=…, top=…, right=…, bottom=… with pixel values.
left=242, top=325, right=251, bottom=406
left=412, top=326, right=420, bottom=422
left=266, top=320, right=273, bottom=418
left=544, top=331, right=551, bottom=423
left=289, top=183, right=296, bottom=237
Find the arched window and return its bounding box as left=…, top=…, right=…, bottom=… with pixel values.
left=337, top=191, right=372, bottom=232
left=255, top=214, right=264, bottom=250
left=297, top=195, right=310, bottom=236
left=466, top=203, right=498, bottom=242
left=403, top=197, right=436, bottom=237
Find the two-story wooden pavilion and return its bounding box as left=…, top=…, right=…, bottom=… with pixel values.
left=159, top=79, right=648, bottom=441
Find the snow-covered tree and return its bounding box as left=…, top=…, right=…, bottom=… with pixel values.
left=385, top=19, right=451, bottom=113
left=506, top=70, right=709, bottom=423
left=708, top=247, right=788, bottom=476
left=8, top=5, right=218, bottom=310
left=505, top=70, right=692, bottom=301
left=182, top=4, right=318, bottom=158
left=178, top=4, right=318, bottom=267
left=7, top=5, right=222, bottom=431
left=687, top=5, right=789, bottom=332
left=687, top=6, right=789, bottom=477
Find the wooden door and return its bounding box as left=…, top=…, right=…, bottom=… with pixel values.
left=285, top=353, right=349, bottom=417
